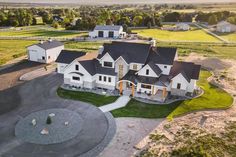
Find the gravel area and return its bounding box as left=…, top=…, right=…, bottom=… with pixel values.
left=15, top=109, right=83, bottom=145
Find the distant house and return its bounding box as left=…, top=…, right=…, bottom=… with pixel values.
left=53, top=16, right=64, bottom=22
left=175, top=23, right=190, bottom=31
left=55, top=50, right=86, bottom=74
left=27, top=40, right=64, bottom=63
left=89, top=25, right=126, bottom=38
left=216, top=21, right=236, bottom=33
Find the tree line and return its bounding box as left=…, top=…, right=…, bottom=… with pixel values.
left=0, top=7, right=235, bottom=31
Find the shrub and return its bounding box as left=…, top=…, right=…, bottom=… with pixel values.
left=46, top=116, right=52, bottom=124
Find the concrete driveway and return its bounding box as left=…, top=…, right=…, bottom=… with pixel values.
left=0, top=73, right=116, bottom=157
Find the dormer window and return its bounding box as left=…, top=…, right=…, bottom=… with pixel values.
left=146, top=69, right=149, bottom=75
left=103, top=61, right=113, bottom=67
left=75, top=65, right=79, bottom=70
left=133, top=64, right=137, bottom=70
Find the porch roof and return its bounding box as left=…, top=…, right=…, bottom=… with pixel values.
left=121, top=70, right=170, bottom=87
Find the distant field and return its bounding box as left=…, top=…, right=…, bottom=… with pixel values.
left=64, top=41, right=104, bottom=52
left=0, top=40, right=37, bottom=65
left=217, top=32, right=236, bottom=42
left=133, top=27, right=221, bottom=42
left=0, top=28, right=87, bottom=38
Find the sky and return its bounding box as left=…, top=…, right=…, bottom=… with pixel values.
left=0, top=0, right=236, bottom=4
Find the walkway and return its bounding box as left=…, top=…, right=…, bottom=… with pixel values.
left=99, top=96, right=131, bottom=112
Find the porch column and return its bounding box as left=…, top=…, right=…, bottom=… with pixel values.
left=162, top=88, right=167, bottom=98
left=152, top=86, right=154, bottom=95
left=131, top=84, right=135, bottom=97
left=119, top=82, right=123, bottom=94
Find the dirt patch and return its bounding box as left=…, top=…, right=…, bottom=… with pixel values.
left=0, top=60, right=44, bottom=91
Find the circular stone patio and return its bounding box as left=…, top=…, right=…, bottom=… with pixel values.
left=15, top=108, right=83, bottom=145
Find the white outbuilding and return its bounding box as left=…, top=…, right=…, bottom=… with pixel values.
left=216, top=21, right=236, bottom=33
left=89, top=25, right=126, bottom=39
left=27, top=40, right=64, bottom=63
left=175, top=23, right=190, bottom=31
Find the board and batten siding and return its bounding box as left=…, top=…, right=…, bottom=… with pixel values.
left=27, top=45, right=46, bottom=63
left=137, top=64, right=159, bottom=77
left=99, top=53, right=115, bottom=68
left=156, top=64, right=172, bottom=75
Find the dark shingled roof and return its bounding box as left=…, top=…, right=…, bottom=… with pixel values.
left=56, top=50, right=86, bottom=64
left=35, top=40, right=64, bottom=50
left=98, top=41, right=177, bottom=65
left=122, top=70, right=170, bottom=86
left=78, top=59, right=116, bottom=76
left=98, top=41, right=151, bottom=64
left=147, top=47, right=177, bottom=65
left=147, top=61, right=162, bottom=76
left=170, top=61, right=201, bottom=82
left=94, top=25, right=122, bottom=31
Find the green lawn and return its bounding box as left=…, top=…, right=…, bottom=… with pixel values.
left=0, top=39, right=37, bottom=65
left=111, top=99, right=181, bottom=118
left=57, top=87, right=119, bottom=107
left=0, top=29, right=87, bottom=38
left=217, top=32, right=236, bottom=42
left=133, top=27, right=221, bottom=42
left=167, top=70, right=233, bottom=119
left=64, top=41, right=104, bottom=52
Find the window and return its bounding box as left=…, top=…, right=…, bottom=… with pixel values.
left=75, top=65, right=79, bottom=70
left=141, top=84, right=152, bottom=89
left=104, top=61, right=113, bottom=67
left=164, top=65, right=167, bottom=68
left=72, top=76, right=80, bottom=81
left=108, top=77, right=111, bottom=82
left=146, top=69, right=149, bottom=75
left=98, top=31, right=104, bottom=37
left=42, top=56, right=45, bottom=60
left=99, top=75, right=102, bottom=81
left=48, top=56, right=50, bottom=59
left=108, top=31, right=114, bottom=38
left=103, top=76, right=107, bottom=82
left=177, top=83, right=181, bottom=89
left=133, top=64, right=138, bottom=70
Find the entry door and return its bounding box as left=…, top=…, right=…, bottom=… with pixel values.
left=118, top=64, right=123, bottom=79
left=98, top=31, right=104, bottom=37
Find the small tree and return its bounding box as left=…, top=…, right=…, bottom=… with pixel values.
left=46, top=116, right=52, bottom=125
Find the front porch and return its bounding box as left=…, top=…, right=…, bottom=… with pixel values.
left=117, top=80, right=168, bottom=103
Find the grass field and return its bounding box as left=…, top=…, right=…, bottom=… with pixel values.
left=64, top=41, right=104, bottom=52
left=57, top=88, right=118, bottom=107
left=0, top=40, right=37, bottom=65
left=0, top=28, right=87, bottom=38
left=133, top=27, right=221, bottom=42
left=217, top=32, right=236, bottom=42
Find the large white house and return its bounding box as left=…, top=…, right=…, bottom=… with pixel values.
left=89, top=25, right=126, bottom=39
left=216, top=21, right=236, bottom=33
left=27, top=40, right=64, bottom=63
left=57, top=41, right=201, bottom=102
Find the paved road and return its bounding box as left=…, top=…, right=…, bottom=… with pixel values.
left=0, top=73, right=116, bottom=157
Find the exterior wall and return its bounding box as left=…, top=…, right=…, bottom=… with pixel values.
left=136, top=83, right=152, bottom=94
left=57, top=63, right=68, bottom=74
left=186, top=79, right=197, bottom=93
left=27, top=45, right=46, bottom=63
left=115, top=57, right=129, bottom=78
left=89, top=30, right=122, bottom=38
left=156, top=64, right=172, bottom=75
left=100, top=53, right=115, bottom=68
left=171, top=73, right=189, bottom=96
left=216, top=24, right=236, bottom=33
left=129, top=63, right=143, bottom=71
left=64, top=60, right=94, bottom=89
left=45, top=45, right=64, bottom=63
left=137, top=64, right=158, bottom=77
left=95, top=74, right=116, bottom=90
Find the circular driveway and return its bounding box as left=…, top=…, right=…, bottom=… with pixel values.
left=0, top=73, right=116, bottom=157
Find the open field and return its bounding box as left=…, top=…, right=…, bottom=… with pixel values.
left=0, top=40, right=37, bottom=65
left=133, top=27, right=221, bottom=42
left=64, top=41, right=104, bottom=52
left=0, top=27, right=87, bottom=38
left=217, top=32, right=236, bottom=42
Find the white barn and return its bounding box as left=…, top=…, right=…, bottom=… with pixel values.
left=27, top=40, right=64, bottom=64
left=216, top=21, right=236, bottom=33
left=89, top=25, right=126, bottom=39
left=176, top=23, right=190, bottom=31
